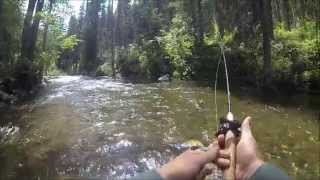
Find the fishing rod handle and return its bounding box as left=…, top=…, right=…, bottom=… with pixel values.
left=223, top=112, right=237, bottom=179
left=197, top=131, right=237, bottom=180
left=223, top=130, right=237, bottom=180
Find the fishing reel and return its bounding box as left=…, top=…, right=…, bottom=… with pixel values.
left=216, top=112, right=241, bottom=137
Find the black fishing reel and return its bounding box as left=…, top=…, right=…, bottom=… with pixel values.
left=216, top=117, right=241, bottom=137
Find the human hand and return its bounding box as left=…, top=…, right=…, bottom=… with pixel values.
left=218, top=116, right=264, bottom=180
left=157, top=142, right=230, bottom=180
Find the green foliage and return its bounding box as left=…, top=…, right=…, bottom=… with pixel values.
left=36, top=33, right=80, bottom=75
left=96, top=63, right=113, bottom=76
left=42, top=12, right=56, bottom=26
left=140, top=40, right=168, bottom=80
left=60, top=35, right=80, bottom=50
left=274, top=21, right=318, bottom=55
left=161, top=15, right=194, bottom=79
left=117, top=45, right=145, bottom=80
left=118, top=39, right=169, bottom=81
left=0, top=0, right=22, bottom=35
left=37, top=50, right=60, bottom=75
left=0, top=0, right=22, bottom=69
left=204, top=24, right=235, bottom=46
left=272, top=21, right=319, bottom=90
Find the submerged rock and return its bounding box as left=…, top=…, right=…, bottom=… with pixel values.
left=158, top=74, right=170, bottom=82
left=0, top=122, right=20, bottom=143
left=0, top=90, right=17, bottom=104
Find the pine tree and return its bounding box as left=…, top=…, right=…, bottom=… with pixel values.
left=81, top=0, right=102, bottom=75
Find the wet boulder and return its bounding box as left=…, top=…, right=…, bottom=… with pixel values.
left=0, top=89, right=17, bottom=104
left=158, top=74, right=170, bottom=82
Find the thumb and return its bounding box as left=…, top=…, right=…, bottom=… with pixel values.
left=241, top=116, right=253, bottom=139
left=201, top=143, right=219, bottom=163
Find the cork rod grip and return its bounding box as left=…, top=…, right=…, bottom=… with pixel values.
left=223, top=130, right=237, bottom=180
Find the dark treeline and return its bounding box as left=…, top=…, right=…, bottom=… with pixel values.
left=0, top=0, right=319, bottom=103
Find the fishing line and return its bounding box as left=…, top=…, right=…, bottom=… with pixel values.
left=214, top=42, right=232, bottom=130
left=221, top=43, right=231, bottom=113
left=214, top=51, right=222, bottom=131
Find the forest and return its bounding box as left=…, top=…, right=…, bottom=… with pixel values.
left=0, top=0, right=319, bottom=103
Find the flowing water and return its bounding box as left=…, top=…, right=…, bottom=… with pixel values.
left=0, top=76, right=319, bottom=180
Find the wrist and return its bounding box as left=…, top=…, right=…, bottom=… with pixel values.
left=241, top=159, right=264, bottom=180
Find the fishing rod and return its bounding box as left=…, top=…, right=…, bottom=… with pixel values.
left=216, top=42, right=241, bottom=180
left=197, top=42, right=241, bottom=180
left=198, top=42, right=241, bottom=180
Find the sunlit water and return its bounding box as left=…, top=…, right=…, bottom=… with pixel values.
left=0, top=76, right=319, bottom=179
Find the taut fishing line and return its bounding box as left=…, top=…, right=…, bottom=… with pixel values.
left=214, top=42, right=232, bottom=130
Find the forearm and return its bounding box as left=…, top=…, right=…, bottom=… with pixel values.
left=249, top=163, right=290, bottom=180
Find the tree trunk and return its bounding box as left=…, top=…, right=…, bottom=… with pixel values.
left=283, top=0, right=292, bottom=30
left=109, top=0, right=116, bottom=78
left=82, top=0, right=100, bottom=75
left=78, top=0, right=86, bottom=35
left=291, top=0, right=297, bottom=27
left=0, top=0, right=3, bottom=16
left=187, top=0, right=199, bottom=41
left=115, top=0, right=121, bottom=48
left=20, top=0, right=37, bottom=62
left=29, top=0, right=45, bottom=60
left=115, top=0, right=130, bottom=48
left=197, top=0, right=204, bottom=45
left=300, top=0, right=306, bottom=19
left=260, top=0, right=273, bottom=86
left=111, top=42, right=115, bottom=78
left=0, top=0, right=3, bottom=64
left=42, top=0, right=54, bottom=51
left=215, top=0, right=225, bottom=38
left=273, top=0, right=282, bottom=22
left=15, top=0, right=44, bottom=92
left=265, top=0, right=274, bottom=38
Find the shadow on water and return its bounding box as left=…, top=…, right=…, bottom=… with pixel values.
left=0, top=76, right=319, bottom=179
left=193, top=80, right=320, bottom=113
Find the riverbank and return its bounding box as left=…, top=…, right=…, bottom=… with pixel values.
left=0, top=80, right=43, bottom=108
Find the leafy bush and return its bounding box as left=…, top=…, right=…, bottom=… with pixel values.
left=272, top=21, right=319, bottom=91
left=161, top=15, right=194, bottom=79
left=118, top=45, right=146, bottom=80
left=204, top=23, right=235, bottom=46
left=38, top=50, right=60, bottom=76
left=118, top=40, right=171, bottom=81
left=96, top=63, right=113, bottom=76
left=60, top=35, right=81, bottom=51
left=38, top=35, right=80, bottom=75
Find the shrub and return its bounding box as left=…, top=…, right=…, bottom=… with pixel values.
left=272, top=21, right=319, bottom=91
left=161, top=15, right=194, bottom=79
